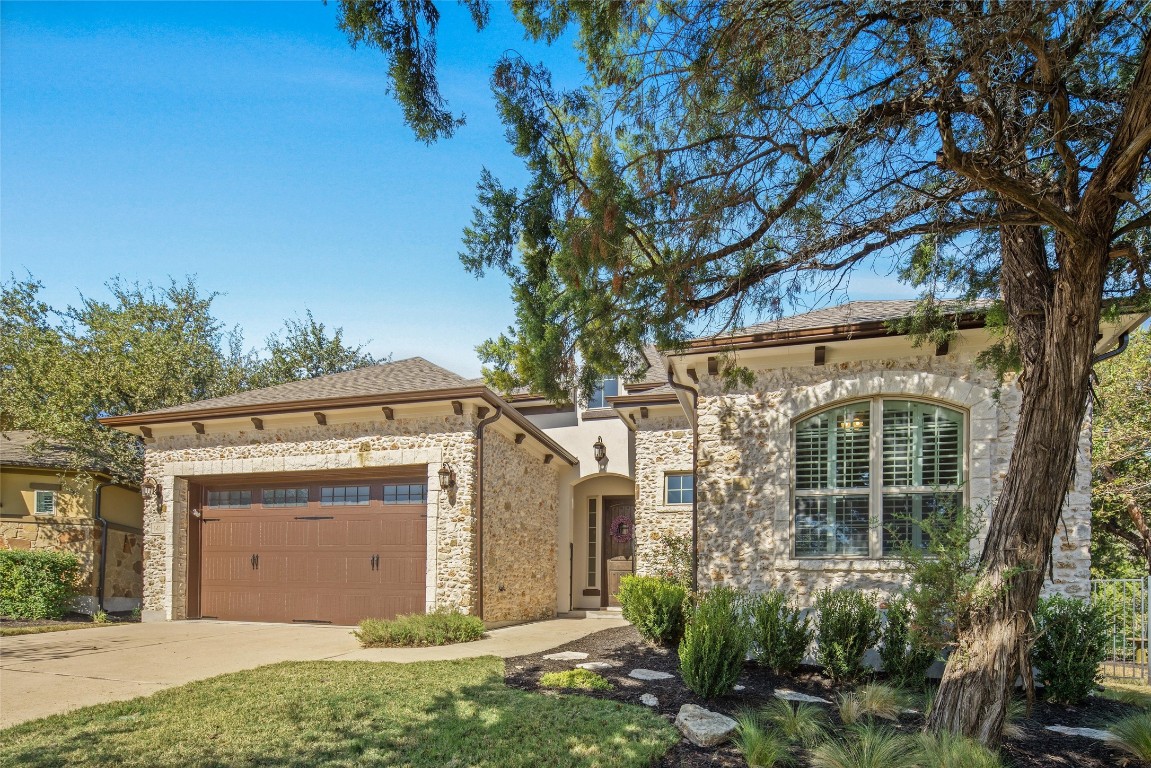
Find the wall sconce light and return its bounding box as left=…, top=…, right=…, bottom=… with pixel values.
left=438, top=464, right=456, bottom=491
left=593, top=436, right=607, bottom=463
left=837, top=412, right=866, bottom=431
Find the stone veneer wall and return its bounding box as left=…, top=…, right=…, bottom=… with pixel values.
left=693, top=354, right=1092, bottom=604
left=633, top=416, right=694, bottom=577
left=141, top=415, right=478, bottom=621
left=480, top=430, right=560, bottom=623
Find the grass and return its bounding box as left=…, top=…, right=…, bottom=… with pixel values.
left=355, top=609, right=485, bottom=647
left=733, top=711, right=795, bottom=768
left=914, top=730, right=1006, bottom=768
left=808, top=724, right=919, bottom=768
left=0, top=657, right=677, bottom=768
left=539, top=669, right=613, bottom=691
left=1102, top=677, right=1151, bottom=709
left=761, top=698, right=828, bottom=746
left=0, top=622, right=116, bottom=637
left=1106, top=711, right=1151, bottom=762
left=837, top=683, right=903, bottom=724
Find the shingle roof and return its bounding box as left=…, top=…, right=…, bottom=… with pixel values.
left=732, top=299, right=990, bottom=338
left=126, top=357, right=476, bottom=419
left=0, top=430, right=84, bottom=471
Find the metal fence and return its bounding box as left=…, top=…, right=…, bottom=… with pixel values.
left=1091, top=577, right=1150, bottom=682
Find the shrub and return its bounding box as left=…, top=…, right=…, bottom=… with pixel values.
left=878, top=594, right=936, bottom=689
left=1107, top=711, right=1151, bottom=762
left=0, top=550, right=82, bottom=619
left=1031, top=594, right=1109, bottom=703
left=733, top=711, right=795, bottom=768
left=836, top=684, right=903, bottom=725
left=539, top=668, right=613, bottom=691
left=761, top=697, right=828, bottom=747
left=808, top=724, right=919, bottom=768
left=814, top=589, right=881, bottom=683
left=653, top=533, right=694, bottom=590
left=914, top=731, right=1006, bottom=768
left=355, top=609, right=485, bottom=647
left=679, top=586, right=749, bottom=698
left=749, top=590, right=812, bottom=675
left=618, top=575, right=688, bottom=645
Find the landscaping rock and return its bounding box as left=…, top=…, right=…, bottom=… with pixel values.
left=1045, top=725, right=1112, bottom=741
left=640, top=693, right=659, bottom=707
left=629, top=668, right=674, bottom=681
left=675, top=704, right=738, bottom=747
left=733, top=684, right=746, bottom=691
left=575, top=661, right=613, bottom=671
left=773, top=688, right=832, bottom=704
left=543, top=651, right=589, bottom=661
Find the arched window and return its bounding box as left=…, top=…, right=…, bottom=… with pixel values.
left=793, top=399, right=965, bottom=558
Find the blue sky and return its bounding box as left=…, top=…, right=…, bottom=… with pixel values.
left=2, top=1, right=914, bottom=377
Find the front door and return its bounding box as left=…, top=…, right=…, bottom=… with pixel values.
left=602, top=497, right=635, bottom=607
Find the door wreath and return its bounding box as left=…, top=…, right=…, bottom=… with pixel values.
left=609, top=514, right=633, bottom=544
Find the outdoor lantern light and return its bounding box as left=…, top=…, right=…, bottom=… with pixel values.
left=593, top=436, right=607, bottom=462
left=838, top=412, right=866, bottom=431
left=438, top=464, right=455, bottom=491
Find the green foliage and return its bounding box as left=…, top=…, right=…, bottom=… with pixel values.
left=1031, top=595, right=1109, bottom=703
left=0, top=550, right=82, bottom=619
left=733, top=711, right=796, bottom=768
left=814, top=589, right=880, bottom=683
left=1107, top=712, right=1151, bottom=761
left=355, top=609, right=485, bottom=648
left=760, top=698, right=828, bottom=747
left=748, top=590, right=812, bottom=675
left=91, top=610, right=110, bottom=624
left=1091, top=328, right=1151, bottom=578
left=913, top=731, right=1006, bottom=768
left=808, top=724, right=919, bottom=768
left=248, top=310, right=380, bottom=388
left=617, top=575, right=687, bottom=645
left=678, top=586, right=749, bottom=699
left=837, top=684, right=904, bottom=725
left=652, top=533, right=693, bottom=589
left=879, top=595, right=937, bottom=689
left=538, top=668, right=613, bottom=691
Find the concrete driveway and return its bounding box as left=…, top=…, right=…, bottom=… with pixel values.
left=0, top=616, right=625, bottom=728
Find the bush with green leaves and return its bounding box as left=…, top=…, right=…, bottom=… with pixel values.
left=617, top=574, right=687, bottom=645
left=814, top=589, right=881, bottom=683
left=678, top=586, right=749, bottom=698
left=539, top=668, right=613, bottom=691
left=1030, top=594, right=1109, bottom=703
left=653, top=533, right=694, bottom=590
left=355, top=609, right=484, bottom=647
left=878, top=594, right=937, bottom=689
left=0, top=550, right=82, bottom=619
left=749, top=590, right=812, bottom=675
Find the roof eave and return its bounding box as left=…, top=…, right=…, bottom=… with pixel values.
left=686, top=315, right=988, bottom=355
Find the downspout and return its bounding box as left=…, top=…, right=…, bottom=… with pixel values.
left=667, top=367, right=700, bottom=592
left=93, top=481, right=138, bottom=612
left=1091, top=330, right=1130, bottom=365
left=474, top=406, right=503, bottom=621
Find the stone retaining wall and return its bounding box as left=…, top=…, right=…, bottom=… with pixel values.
left=633, top=416, right=694, bottom=578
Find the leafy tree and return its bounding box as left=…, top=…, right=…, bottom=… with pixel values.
left=339, top=0, right=1151, bottom=743
left=1091, top=328, right=1151, bottom=577
left=249, top=310, right=381, bottom=388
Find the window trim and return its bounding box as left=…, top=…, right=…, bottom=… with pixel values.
left=789, top=396, right=969, bottom=560
left=664, top=472, right=694, bottom=506
left=587, top=376, right=620, bottom=410
left=33, top=489, right=56, bottom=516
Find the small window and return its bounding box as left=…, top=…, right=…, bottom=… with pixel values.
left=321, top=485, right=370, bottom=506
left=665, top=473, right=694, bottom=505
left=588, top=376, right=620, bottom=409
left=383, top=483, right=427, bottom=504
left=587, top=499, right=598, bottom=587
left=262, top=488, right=309, bottom=507
left=207, top=490, right=251, bottom=508
left=33, top=490, right=56, bottom=516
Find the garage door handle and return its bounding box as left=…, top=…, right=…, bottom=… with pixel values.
left=370, top=554, right=379, bottom=571
left=251, top=554, right=259, bottom=570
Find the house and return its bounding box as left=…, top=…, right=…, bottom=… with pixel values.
left=0, top=431, right=144, bottom=613
left=99, top=301, right=1145, bottom=626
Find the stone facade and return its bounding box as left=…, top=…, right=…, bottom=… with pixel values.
left=481, top=430, right=560, bottom=623
left=691, top=353, right=1092, bottom=604
left=633, top=416, right=694, bottom=578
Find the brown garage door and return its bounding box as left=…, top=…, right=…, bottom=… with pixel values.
left=195, top=478, right=427, bottom=625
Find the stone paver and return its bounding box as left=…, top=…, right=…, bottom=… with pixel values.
left=1045, top=725, right=1111, bottom=741
left=0, top=615, right=626, bottom=728
left=640, top=693, right=658, bottom=707
left=773, top=688, right=832, bottom=704
left=629, top=668, right=674, bottom=681
left=542, top=651, right=588, bottom=661
left=575, top=661, right=613, bottom=671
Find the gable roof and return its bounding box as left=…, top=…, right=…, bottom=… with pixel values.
left=115, top=357, right=480, bottom=420
left=1, top=430, right=89, bottom=472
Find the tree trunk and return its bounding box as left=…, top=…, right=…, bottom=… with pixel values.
left=926, top=219, right=1110, bottom=742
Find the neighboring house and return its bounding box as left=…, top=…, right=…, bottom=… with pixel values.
left=99, top=301, right=1147, bottom=626
left=0, top=431, right=144, bottom=613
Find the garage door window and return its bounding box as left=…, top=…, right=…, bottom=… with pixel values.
left=321, top=485, right=370, bottom=506
left=262, top=488, right=309, bottom=507
left=383, top=483, right=427, bottom=504
left=207, top=490, right=251, bottom=508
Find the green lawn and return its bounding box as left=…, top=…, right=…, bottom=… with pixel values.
left=0, top=657, right=677, bottom=768
left=0, top=622, right=116, bottom=637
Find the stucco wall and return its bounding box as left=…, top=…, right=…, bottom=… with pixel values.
left=481, top=430, right=560, bottom=623
left=141, top=415, right=478, bottom=621
left=693, top=353, right=1091, bottom=604
left=633, top=416, right=694, bottom=578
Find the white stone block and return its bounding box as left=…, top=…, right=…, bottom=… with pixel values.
left=675, top=705, right=737, bottom=747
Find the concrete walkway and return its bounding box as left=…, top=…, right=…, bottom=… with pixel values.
left=0, top=615, right=626, bottom=728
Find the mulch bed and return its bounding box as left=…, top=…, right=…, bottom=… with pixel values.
left=505, top=624, right=1144, bottom=768
left=0, top=611, right=138, bottom=630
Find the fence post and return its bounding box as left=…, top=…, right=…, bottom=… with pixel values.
left=1145, top=575, right=1150, bottom=683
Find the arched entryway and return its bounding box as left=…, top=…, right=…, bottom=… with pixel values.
left=571, top=474, right=635, bottom=610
